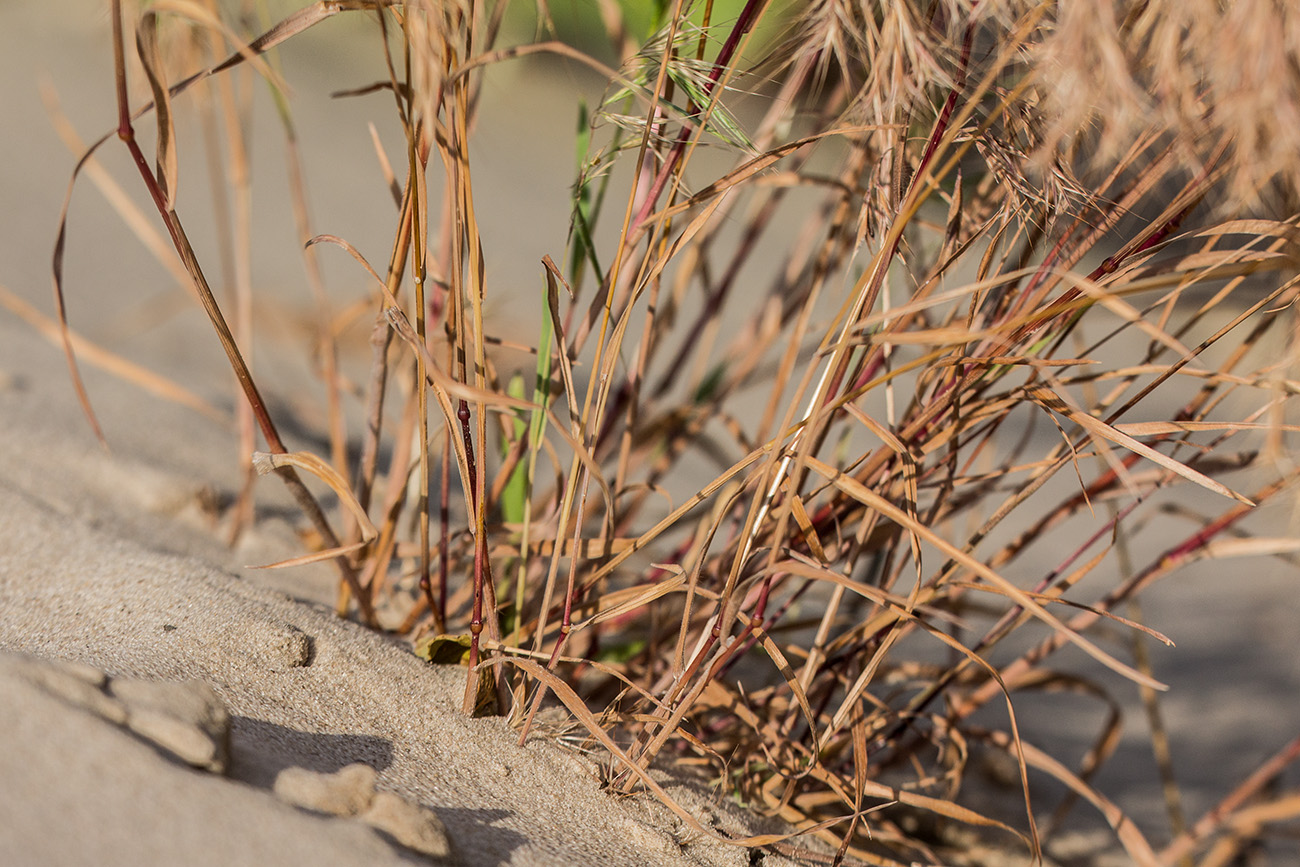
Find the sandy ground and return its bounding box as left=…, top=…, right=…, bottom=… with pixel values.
left=0, top=319, right=797, bottom=867
left=0, top=4, right=796, bottom=865
left=3, top=2, right=1300, bottom=865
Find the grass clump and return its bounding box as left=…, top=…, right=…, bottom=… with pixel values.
left=53, top=1, right=1300, bottom=863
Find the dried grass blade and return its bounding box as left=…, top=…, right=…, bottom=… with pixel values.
left=845, top=404, right=922, bottom=595
left=498, top=656, right=857, bottom=848
left=449, top=40, right=623, bottom=90
left=484, top=644, right=671, bottom=714
left=570, top=567, right=687, bottom=631
left=250, top=540, right=368, bottom=570
left=542, top=256, right=582, bottom=424
left=396, top=312, right=534, bottom=409
left=41, top=83, right=193, bottom=293
left=1058, top=271, right=1193, bottom=357
left=649, top=131, right=857, bottom=224
left=369, top=122, right=402, bottom=206
left=786, top=490, right=827, bottom=563
left=307, top=234, right=535, bottom=413
left=823, top=630, right=902, bottom=741
left=1, top=284, right=226, bottom=424
left=1215, top=792, right=1300, bottom=840
left=51, top=134, right=116, bottom=444
left=253, top=451, right=377, bottom=540
left=1114, top=421, right=1300, bottom=436
left=520, top=536, right=646, bottom=558
left=950, top=581, right=1174, bottom=646
left=201, top=0, right=368, bottom=84
left=1027, top=387, right=1253, bottom=505
left=831, top=719, right=871, bottom=866
left=854, top=266, right=1039, bottom=334
left=135, top=12, right=178, bottom=208
left=1199, top=537, right=1300, bottom=558
left=750, top=622, right=819, bottom=773
left=772, top=558, right=939, bottom=620
left=802, top=758, right=1024, bottom=841
left=981, top=729, right=1158, bottom=867
left=1191, top=219, right=1300, bottom=242
left=1159, top=732, right=1300, bottom=865
left=804, top=456, right=1167, bottom=690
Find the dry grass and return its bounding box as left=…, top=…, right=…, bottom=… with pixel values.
left=51, top=1, right=1300, bottom=864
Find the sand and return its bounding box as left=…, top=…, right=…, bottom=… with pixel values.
left=0, top=309, right=798, bottom=866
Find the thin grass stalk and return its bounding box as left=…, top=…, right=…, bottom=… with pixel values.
left=263, top=43, right=352, bottom=509
left=214, top=11, right=259, bottom=547
left=400, top=17, right=436, bottom=640
left=103, top=0, right=375, bottom=624
left=1158, top=733, right=1300, bottom=866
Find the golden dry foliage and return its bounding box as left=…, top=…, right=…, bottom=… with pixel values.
left=53, top=1, right=1300, bottom=864
left=1035, top=0, right=1300, bottom=207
